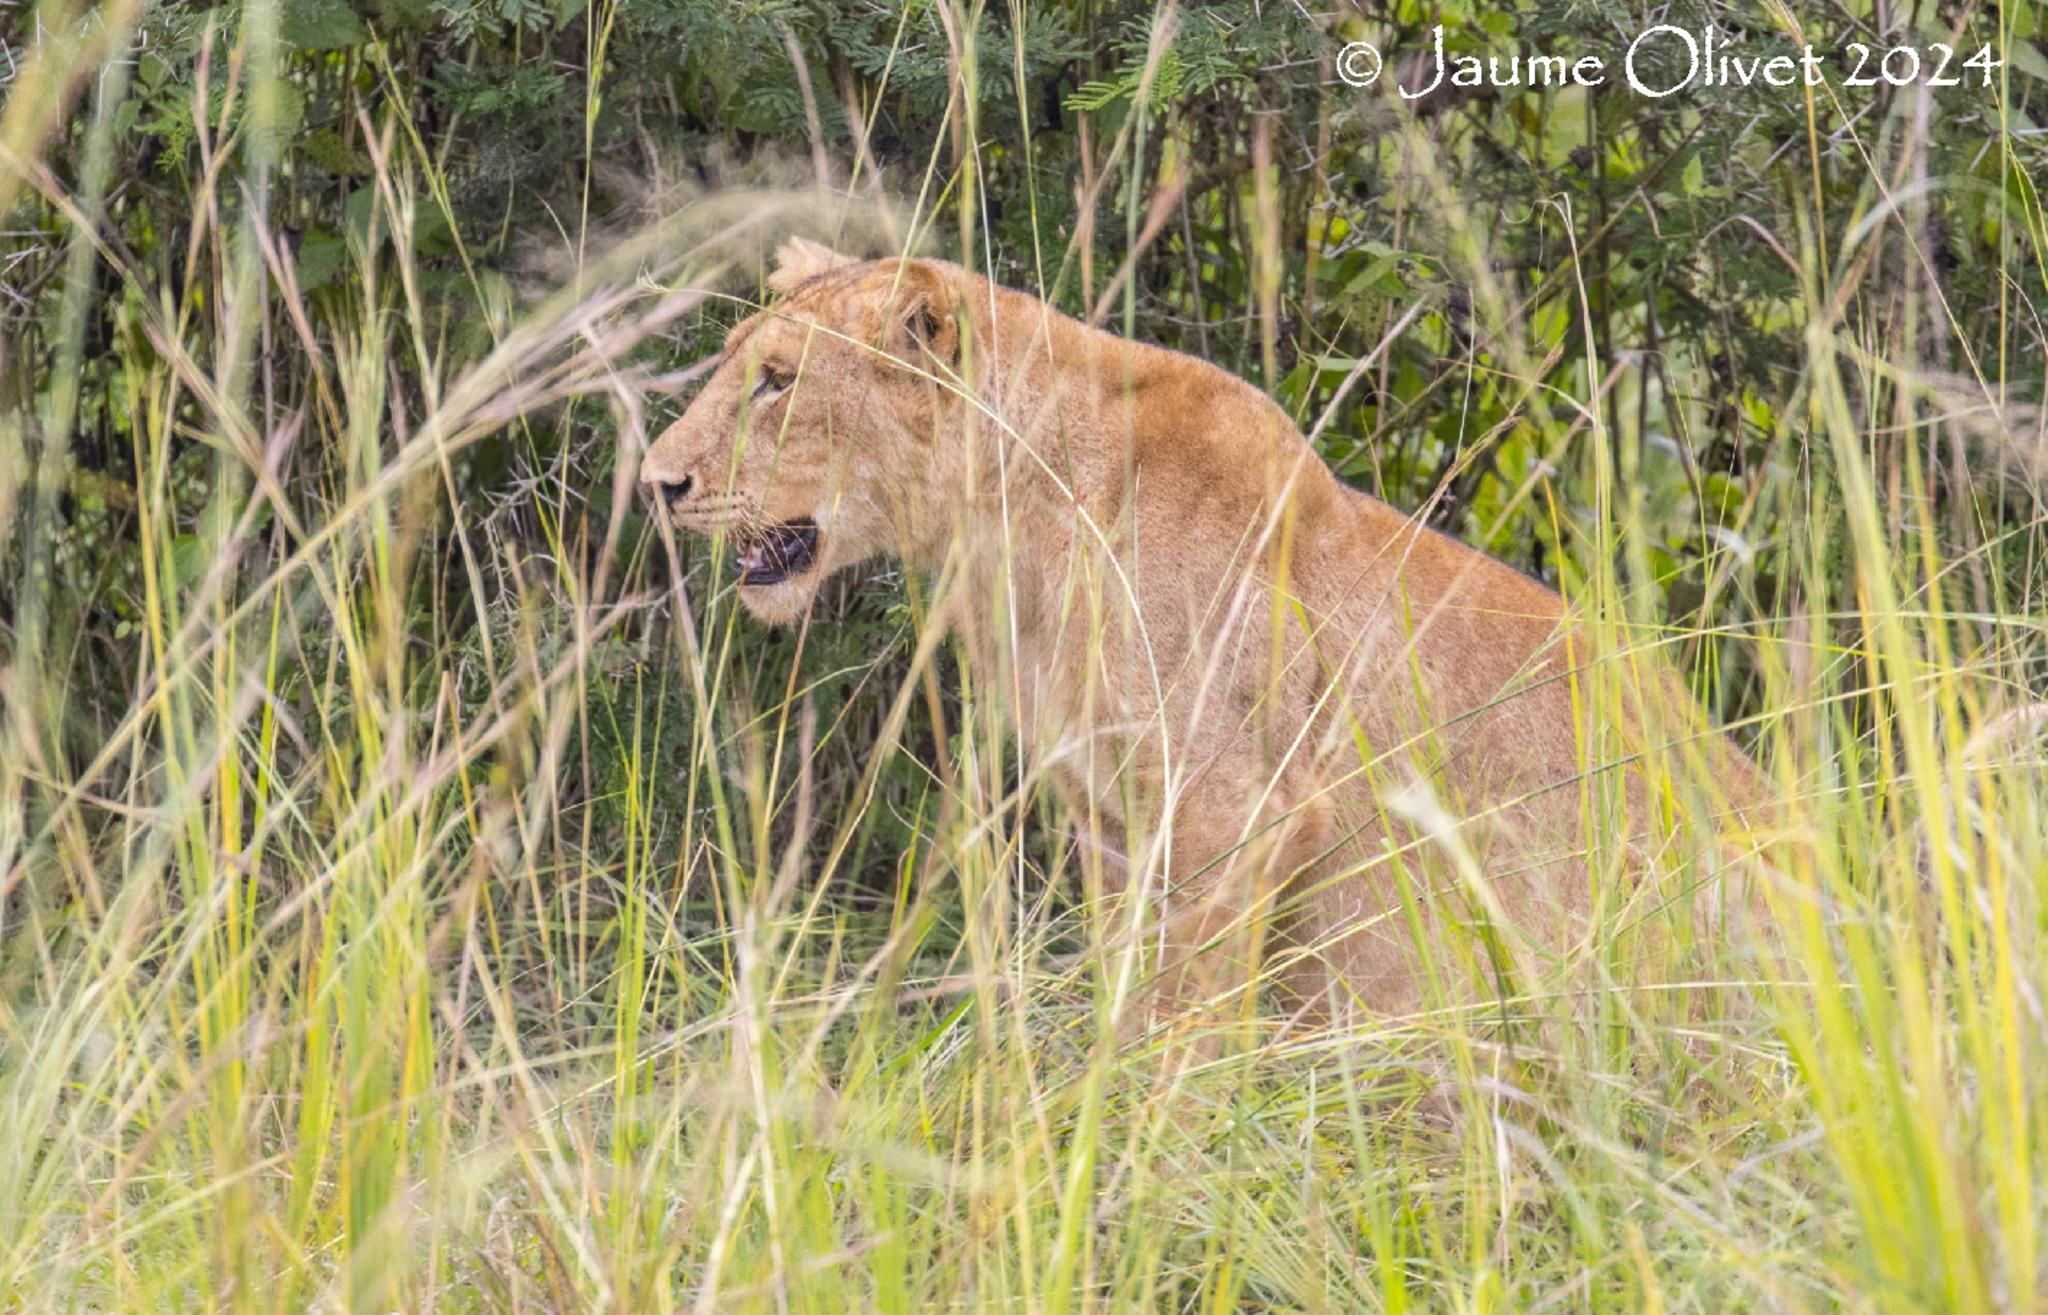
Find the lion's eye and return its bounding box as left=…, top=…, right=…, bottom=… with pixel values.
left=751, top=366, right=794, bottom=404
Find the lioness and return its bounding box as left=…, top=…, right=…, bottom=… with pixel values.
left=642, top=239, right=1765, bottom=1026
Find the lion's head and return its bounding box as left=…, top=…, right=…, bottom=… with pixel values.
left=640, top=239, right=964, bottom=624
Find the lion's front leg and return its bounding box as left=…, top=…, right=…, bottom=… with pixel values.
left=1133, top=793, right=1333, bottom=1059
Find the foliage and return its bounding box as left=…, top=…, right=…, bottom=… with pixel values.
left=2, top=0, right=2047, bottom=1309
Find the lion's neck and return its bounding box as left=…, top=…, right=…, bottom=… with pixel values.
left=925, top=286, right=1341, bottom=697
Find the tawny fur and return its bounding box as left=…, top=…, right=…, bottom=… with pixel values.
left=642, top=243, right=1767, bottom=1027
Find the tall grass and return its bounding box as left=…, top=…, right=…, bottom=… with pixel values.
left=3, top=2, right=2046, bottom=1312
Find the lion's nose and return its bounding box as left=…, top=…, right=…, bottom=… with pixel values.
left=650, top=472, right=694, bottom=507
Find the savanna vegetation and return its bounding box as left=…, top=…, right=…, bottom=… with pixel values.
left=3, top=0, right=2046, bottom=1309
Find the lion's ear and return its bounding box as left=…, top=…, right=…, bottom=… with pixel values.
left=885, top=261, right=960, bottom=370
left=767, top=237, right=854, bottom=294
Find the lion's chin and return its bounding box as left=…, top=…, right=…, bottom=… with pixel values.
left=735, top=576, right=821, bottom=626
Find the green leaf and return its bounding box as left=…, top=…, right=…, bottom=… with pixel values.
left=344, top=186, right=380, bottom=246
left=282, top=0, right=369, bottom=51
left=2004, top=39, right=2048, bottom=82
left=1342, top=251, right=1403, bottom=299
left=169, top=535, right=209, bottom=589
left=295, top=232, right=348, bottom=291
left=1065, top=77, right=1129, bottom=112
left=299, top=127, right=372, bottom=177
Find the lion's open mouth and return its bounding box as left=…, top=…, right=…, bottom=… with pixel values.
left=736, top=518, right=820, bottom=586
